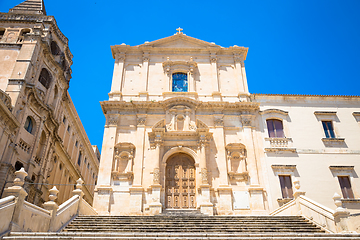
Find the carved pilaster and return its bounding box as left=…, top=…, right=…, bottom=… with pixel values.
left=153, top=168, right=160, bottom=185
left=201, top=168, right=209, bottom=185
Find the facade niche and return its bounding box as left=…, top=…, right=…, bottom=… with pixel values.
left=226, top=143, right=248, bottom=181
left=112, top=143, right=135, bottom=182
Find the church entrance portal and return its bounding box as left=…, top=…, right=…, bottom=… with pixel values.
left=165, top=153, right=196, bottom=209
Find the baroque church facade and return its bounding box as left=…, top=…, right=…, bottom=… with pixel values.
left=94, top=29, right=360, bottom=216
left=0, top=0, right=99, bottom=206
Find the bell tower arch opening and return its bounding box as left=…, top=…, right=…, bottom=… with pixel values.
left=165, top=153, right=196, bottom=209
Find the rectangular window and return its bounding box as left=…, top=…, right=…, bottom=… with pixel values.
left=267, top=119, right=284, bottom=138
left=67, top=125, right=71, bottom=132
left=279, top=175, right=293, bottom=199
left=322, top=121, right=335, bottom=138
left=338, top=176, right=354, bottom=199
left=77, top=152, right=82, bottom=166
left=63, top=116, right=66, bottom=124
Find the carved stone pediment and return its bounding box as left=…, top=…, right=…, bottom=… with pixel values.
left=148, top=117, right=212, bottom=149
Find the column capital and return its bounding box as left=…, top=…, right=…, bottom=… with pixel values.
left=105, top=114, right=119, bottom=127
left=241, top=114, right=255, bottom=128
left=136, top=114, right=147, bottom=126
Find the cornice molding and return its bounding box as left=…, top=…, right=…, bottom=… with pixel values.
left=100, top=98, right=260, bottom=114
left=0, top=13, right=73, bottom=60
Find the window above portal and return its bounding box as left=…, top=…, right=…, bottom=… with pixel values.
left=172, top=73, right=188, bottom=92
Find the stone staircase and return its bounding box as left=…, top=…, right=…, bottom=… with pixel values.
left=5, top=215, right=360, bottom=239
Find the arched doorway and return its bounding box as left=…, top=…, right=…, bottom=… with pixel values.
left=165, top=153, right=196, bottom=209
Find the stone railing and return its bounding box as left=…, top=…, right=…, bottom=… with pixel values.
left=0, top=196, right=16, bottom=236
left=0, top=168, right=97, bottom=237
left=270, top=178, right=360, bottom=233
left=264, top=138, right=296, bottom=152
left=0, top=89, right=12, bottom=111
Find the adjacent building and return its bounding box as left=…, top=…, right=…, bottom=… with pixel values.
left=0, top=0, right=99, bottom=206
left=94, top=30, right=360, bottom=215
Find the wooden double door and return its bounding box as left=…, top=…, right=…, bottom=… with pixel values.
left=165, top=154, right=196, bottom=209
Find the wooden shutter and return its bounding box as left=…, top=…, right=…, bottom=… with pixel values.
left=338, top=176, right=354, bottom=199
left=279, top=175, right=293, bottom=199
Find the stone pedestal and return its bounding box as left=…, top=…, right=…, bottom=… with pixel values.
left=217, top=186, right=232, bottom=213
left=248, top=186, right=265, bottom=212
left=129, top=186, right=144, bottom=214
left=199, top=184, right=213, bottom=216
left=93, top=186, right=112, bottom=215
left=149, top=184, right=162, bottom=215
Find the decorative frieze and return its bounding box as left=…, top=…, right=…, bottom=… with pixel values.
left=106, top=114, right=119, bottom=126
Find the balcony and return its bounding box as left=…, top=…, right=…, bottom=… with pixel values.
left=264, top=138, right=296, bottom=153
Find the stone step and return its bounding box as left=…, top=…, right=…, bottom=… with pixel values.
left=5, top=232, right=360, bottom=240
left=67, top=222, right=315, bottom=227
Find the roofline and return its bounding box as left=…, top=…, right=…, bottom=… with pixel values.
left=252, top=93, right=360, bottom=98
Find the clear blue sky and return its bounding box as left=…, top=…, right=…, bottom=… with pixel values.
left=1, top=1, right=360, bottom=151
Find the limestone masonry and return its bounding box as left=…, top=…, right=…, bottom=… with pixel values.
left=1, top=0, right=360, bottom=237
left=94, top=28, right=360, bottom=217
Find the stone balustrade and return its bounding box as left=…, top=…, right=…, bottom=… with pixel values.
left=270, top=179, right=360, bottom=233
left=0, top=168, right=97, bottom=237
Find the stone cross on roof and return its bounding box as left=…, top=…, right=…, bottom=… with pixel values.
left=176, top=27, right=183, bottom=34
left=9, top=0, right=46, bottom=15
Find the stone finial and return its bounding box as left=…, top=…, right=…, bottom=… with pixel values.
left=14, top=167, right=28, bottom=187
left=293, top=177, right=300, bottom=191
left=72, top=178, right=84, bottom=197
left=333, top=192, right=351, bottom=233
left=293, top=178, right=305, bottom=198
left=48, top=186, right=59, bottom=202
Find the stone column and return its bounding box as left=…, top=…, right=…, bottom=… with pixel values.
left=198, top=133, right=213, bottom=216
left=241, top=114, right=265, bottom=212
left=233, top=54, right=243, bottom=93
left=149, top=137, right=163, bottom=215
left=213, top=115, right=233, bottom=214
left=213, top=114, right=228, bottom=186
left=110, top=53, right=125, bottom=100
left=210, top=53, right=219, bottom=93
left=3, top=168, right=28, bottom=232
left=240, top=59, right=249, bottom=93
left=93, top=114, right=118, bottom=215
left=129, top=114, right=146, bottom=214
left=143, top=52, right=150, bottom=92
